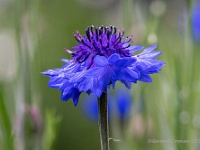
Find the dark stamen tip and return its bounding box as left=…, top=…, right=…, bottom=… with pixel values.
left=113, top=26, right=116, bottom=34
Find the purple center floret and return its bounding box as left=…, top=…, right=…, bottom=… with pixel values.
left=70, top=25, right=133, bottom=66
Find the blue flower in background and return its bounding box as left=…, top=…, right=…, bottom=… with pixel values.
left=82, top=89, right=132, bottom=123
left=42, top=25, right=165, bottom=106
left=115, top=89, right=132, bottom=121
left=191, top=0, right=200, bottom=43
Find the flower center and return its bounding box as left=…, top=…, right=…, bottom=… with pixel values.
left=68, top=25, right=133, bottom=64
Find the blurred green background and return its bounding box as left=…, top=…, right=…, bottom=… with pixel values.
left=0, top=0, right=200, bottom=150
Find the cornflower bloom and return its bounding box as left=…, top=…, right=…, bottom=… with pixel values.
left=115, top=89, right=132, bottom=122
left=42, top=25, right=164, bottom=106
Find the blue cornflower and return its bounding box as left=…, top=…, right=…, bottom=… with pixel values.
left=191, top=0, right=200, bottom=43
left=115, top=89, right=132, bottom=121
left=42, top=25, right=165, bottom=106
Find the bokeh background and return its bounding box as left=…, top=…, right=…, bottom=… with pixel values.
left=0, top=0, right=200, bottom=150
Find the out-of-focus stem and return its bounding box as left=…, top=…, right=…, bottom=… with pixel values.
left=0, top=87, right=14, bottom=150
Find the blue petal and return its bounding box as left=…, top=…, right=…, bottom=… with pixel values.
left=69, top=70, right=86, bottom=83
left=139, top=74, right=152, bottom=82
left=115, top=58, right=136, bottom=68
left=59, top=81, right=71, bottom=90
left=84, top=66, right=113, bottom=97
left=78, top=78, right=93, bottom=92
left=121, top=80, right=131, bottom=89
left=91, top=78, right=103, bottom=97
left=85, top=67, right=105, bottom=77
left=143, top=44, right=157, bottom=53
left=120, top=68, right=139, bottom=82
left=94, top=55, right=109, bottom=66
left=99, top=72, right=111, bottom=91
left=136, top=59, right=164, bottom=71
left=108, top=54, right=120, bottom=64
left=144, top=63, right=165, bottom=74
left=139, top=51, right=162, bottom=59
left=72, top=89, right=81, bottom=106
left=128, top=45, right=144, bottom=52
left=42, top=69, right=63, bottom=76
left=61, top=88, right=73, bottom=101
left=48, top=77, right=65, bottom=88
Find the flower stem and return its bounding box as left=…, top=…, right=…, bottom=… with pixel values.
left=98, top=91, right=109, bottom=150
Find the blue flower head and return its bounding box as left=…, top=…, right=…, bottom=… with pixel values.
left=115, top=89, right=132, bottom=121
left=42, top=25, right=165, bottom=106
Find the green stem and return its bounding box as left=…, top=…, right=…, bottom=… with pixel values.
left=98, top=91, right=109, bottom=150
